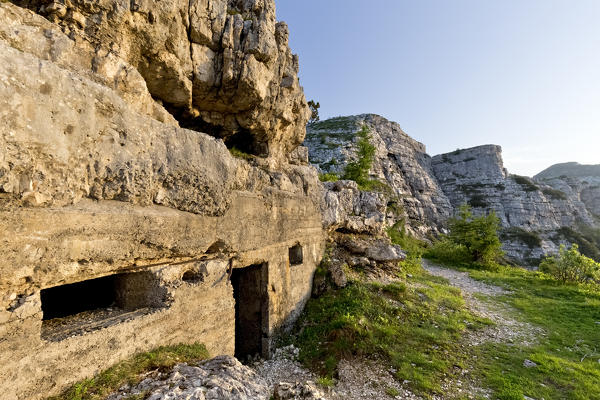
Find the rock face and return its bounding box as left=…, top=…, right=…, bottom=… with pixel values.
left=306, top=114, right=452, bottom=236
left=535, top=163, right=600, bottom=218
left=432, top=146, right=599, bottom=263
left=0, top=2, right=323, bottom=399
left=11, top=0, right=310, bottom=159
left=535, top=162, right=600, bottom=180
left=320, top=180, right=388, bottom=235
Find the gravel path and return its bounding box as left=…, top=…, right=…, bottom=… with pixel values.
left=422, top=260, right=542, bottom=346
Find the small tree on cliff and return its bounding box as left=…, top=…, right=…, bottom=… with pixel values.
left=342, top=125, right=376, bottom=190
left=308, top=100, right=320, bottom=124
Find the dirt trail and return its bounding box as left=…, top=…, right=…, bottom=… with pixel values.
left=423, top=260, right=542, bottom=346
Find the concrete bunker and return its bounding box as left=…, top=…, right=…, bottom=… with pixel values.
left=231, top=263, right=269, bottom=359
left=289, top=243, right=304, bottom=266
left=40, top=271, right=166, bottom=341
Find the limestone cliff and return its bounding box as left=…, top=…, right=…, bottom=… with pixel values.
left=305, top=114, right=599, bottom=265
left=306, top=114, right=452, bottom=236
left=535, top=163, right=600, bottom=218
left=432, top=146, right=600, bottom=263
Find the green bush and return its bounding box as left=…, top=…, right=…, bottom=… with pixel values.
left=425, top=238, right=472, bottom=265
left=539, top=244, right=600, bottom=284
left=426, top=204, right=503, bottom=268
left=319, top=172, right=339, bottom=182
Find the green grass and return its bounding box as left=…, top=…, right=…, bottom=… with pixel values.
left=308, top=116, right=358, bottom=131
left=291, top=268, right=490, bottom=397
left=48, top=343, right=209, bottom=400
left=465, top=267, right=600, bottom=400
left=319, top=172, right=340, bottom=182
left=229, top=146, right=254, bottom=161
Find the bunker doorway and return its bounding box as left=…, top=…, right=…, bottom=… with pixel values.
left=231, top=263, right=268, bottom=359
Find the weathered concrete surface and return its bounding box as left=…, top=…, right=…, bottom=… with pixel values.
left=0, top=2, right=324, bottom=399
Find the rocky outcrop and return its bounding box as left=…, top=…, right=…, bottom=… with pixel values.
left=108, top=353, right=327, bottom=400
left=320, top=180, right=388, bottom=235
left=11, top=0, right=309, bottom=160
left=432, top=145, right=599, bottom=263
left=306, top=114, right=452, bottom=236
left=535, top=163, right=600, bottom=218
left=108, top=356, right=271, bottom=400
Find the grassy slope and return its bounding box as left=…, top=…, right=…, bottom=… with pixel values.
left=48, top=343, right=209, bottom=400
left=291, top=265, right=491, bottom=397
left=467, top=267, right=600, bottom=400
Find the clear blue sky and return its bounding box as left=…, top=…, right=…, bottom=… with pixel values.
left=277, top=1, right=600, bottom=176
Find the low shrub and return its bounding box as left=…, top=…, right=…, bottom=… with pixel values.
left=511, top=175, right=540, bottom=192
left=387, top=221, right=428, bottom=273
left=425, top=238, right=472, bottom=265
left=539, top=244, right=600, bottom=284
left=319, top=173, right=339, bottom=182
left=542, top=187, right=567, bottom=200
left=501, top=227, right=542, bottom=249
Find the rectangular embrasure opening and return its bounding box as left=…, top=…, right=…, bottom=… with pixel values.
left=289, top=244, right=303, bottom=266
left=41, top=271, right=165, bottom=341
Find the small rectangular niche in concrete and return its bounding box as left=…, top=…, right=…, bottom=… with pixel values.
left=40, top=271, right=166, bottom=341
left=289, top=244, right=303, bottom=266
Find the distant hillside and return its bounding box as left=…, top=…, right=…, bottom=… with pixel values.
left=535, top=162, right=600, bottom=180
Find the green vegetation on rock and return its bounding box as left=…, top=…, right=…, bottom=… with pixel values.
left=319, top=172, right=340, bottom=182
left=48, top=343, right=209, bottom=400
left=555, top=226, right=600, bottom=261
left=228, top=146, right=254, bottom=161
left=501, top=227, right=543, bottom=249
left=341, top=125, right=384, bottom=191
left=387, top=221, right=427, bottom=272
left=511, top=175, right=540, bottom=192
left=542, top=187, right=568, bottom=200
